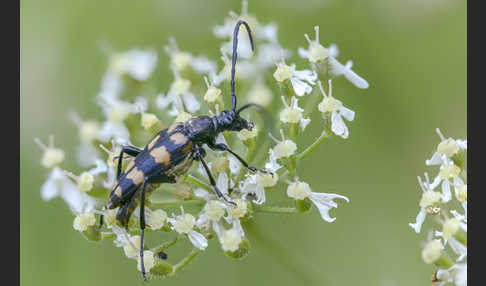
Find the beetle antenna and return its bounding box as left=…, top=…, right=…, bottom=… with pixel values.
left=231, top=20, right=254, bottom=112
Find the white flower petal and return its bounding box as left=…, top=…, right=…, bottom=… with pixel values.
left=328, top=57, right=369, bottom=89
left=441, top=180, right=452, bottom=203
left=188, top=230, right=208, bottom=250
left=456, top=139, right=467, bottom=150
left=182, top=92, right=201, bottom=113
left=408, top=207, right=427, bottom=233
left=331, top=111, right=349, bottom=139
left=448, top=238, right=467, bottom=262
left=328, top=44, right=339, bottom=57
left=298, top=47, right=310, bottom=59
left=300, top=117, right=311, bottom=131
left=216, top=172, right=229, bottom=195
left=290, top=77, right=312, bottom=97
left=194, top=188, right=210, bottom=200
left=426, top=152, right=443, bottom=166
left=339, top=106, right=355, bottom=122
left=293, top=69, right=317, bottom=84
left=308, top=192, right=349, bottom=222
left=97, top=122, right=130, bottom=145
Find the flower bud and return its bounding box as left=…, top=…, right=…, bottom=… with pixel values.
left=77, top=172, right=94, bottom=192
left=147, top=209, right=168, bottom=230
left=318, top=96, right=343, bottom=114
left=141, top=113, right=161, bottom=130
left=287, top=181, right=311, bottom=200
left=203, top=200, right=225, bottom=222
left=422, top=240, right=443, bottom=264
left=211, top=157, right=229, bottom=174
left=457, top=184, right=467, bottom=202
left=273, top=140, right=297, bottom=159
left=227, top=198, right=248, bottom=219
left=137, top=250, right=155, bottom=273
left=273, top=62, right=293, bottom=82
left=224, top=237, right=250, bottom=260
left=123, top=235, right=141, bottom=259
left=103, top=208, right=118, bottom=226
left=204, top=86, right=222, bottom=103
left=174, top=213, right=195, bottom=234
left=41, top=148, right=65, bottom=168
left=237, top=127, right=258, bottom=141
left=247, top=81, right=273, bottom=107
left=419, top=191, right=441, bottom=209
left=73, top=213, right=96, bottom=232
left=174, top=181, right=192, bottom=200
left=174, top=111, right=192, bottom=123
left=437, top=138, right=460, bottom=157
left=442, top=218, right=460, bottom=239
left=256, top=172, right=278, bottom=188
left=171, top=52, right=192, bottom=72
left=439, top=164, right=461, bottom=180
left=79, top=120, right=100, bottom=143
left=170, top=78, right=191, bottom=95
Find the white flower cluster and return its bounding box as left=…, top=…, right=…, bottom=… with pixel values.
left=408, top=128, right=467, bottom=286
left=36, top=0, right=369, bottom=279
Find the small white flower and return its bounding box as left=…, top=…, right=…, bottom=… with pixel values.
left=240, top=174, right=266, bottom=205
left=279, top=96, right=311, bottom=131
left=34, top=136, right=65, bottom=168
left=286, top=180, right=349, bottom=222
left=146, top=208, right=167, bottom=230
left=442, top=218, right=460, bottom=239
left=298, top=25, right=368, bottom=89
left=317, top=80, right=355, bottom=139
left=247, top=79, right=273, bottom=107
left=156, top=76, right=200, bottom=116
left=426, top=128, right=467, bottom=166
left=137, top=250, right=155, bottom=273
left=409, top=174, right=441, bottom=233
left=73, top=212, right=96, bottom=232
left=203, top=76, right=223, bottom=103
left=273, top=58, right=317, bottom=97
left=269, top=129, right=297, bottom=159
left=226, top=198, right=248, bottom=220
left=213, top=220, right=245, bottom=252
left=298, top=26, right=331, bottom=63
left=429, top=158, right=462, bottom=203
left=422, top=239, right=443, bottom=264
left=168, top=207, right=208, bottom=250
left=123, top=235, right=141, bottom=259
left=40, top=167, right=99, bottom=214
left=109, top=49, right=157, bottom=81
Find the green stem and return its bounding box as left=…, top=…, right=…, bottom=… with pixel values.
left=101, top=231, right=115, bottom=240
left=171, top=248, right=201, bottom=275
left=253, top=205, right=298, bottom=214
left=297, top=130, right=330, bottom=162
left=150, top=199, right=205, bottom=208
left=151, top=236, right=180, bottom=253
left=186, top=175, right=213, bottom=192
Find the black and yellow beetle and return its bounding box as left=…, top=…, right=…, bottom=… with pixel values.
left=101, top=20, right=270, bottom=280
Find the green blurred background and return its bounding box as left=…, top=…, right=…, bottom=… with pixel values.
left=20, top=0, right=466, bottom=285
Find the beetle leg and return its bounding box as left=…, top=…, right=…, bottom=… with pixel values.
left=209, top=143, right=273, bottom=176
left=196, top=148, right=236, bottom=206
left=116, top=146, right=143, bottom=179
left=147, top=173, right=177, bottom=184
left=139, top=178, right=149, bottom=281
left=98, top=146, right=142, bottom=229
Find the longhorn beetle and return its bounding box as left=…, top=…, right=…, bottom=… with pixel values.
left=100, top=20, right=271, bottom=280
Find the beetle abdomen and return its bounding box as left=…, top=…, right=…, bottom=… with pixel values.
left=106, top=122, right=194, bottom=210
